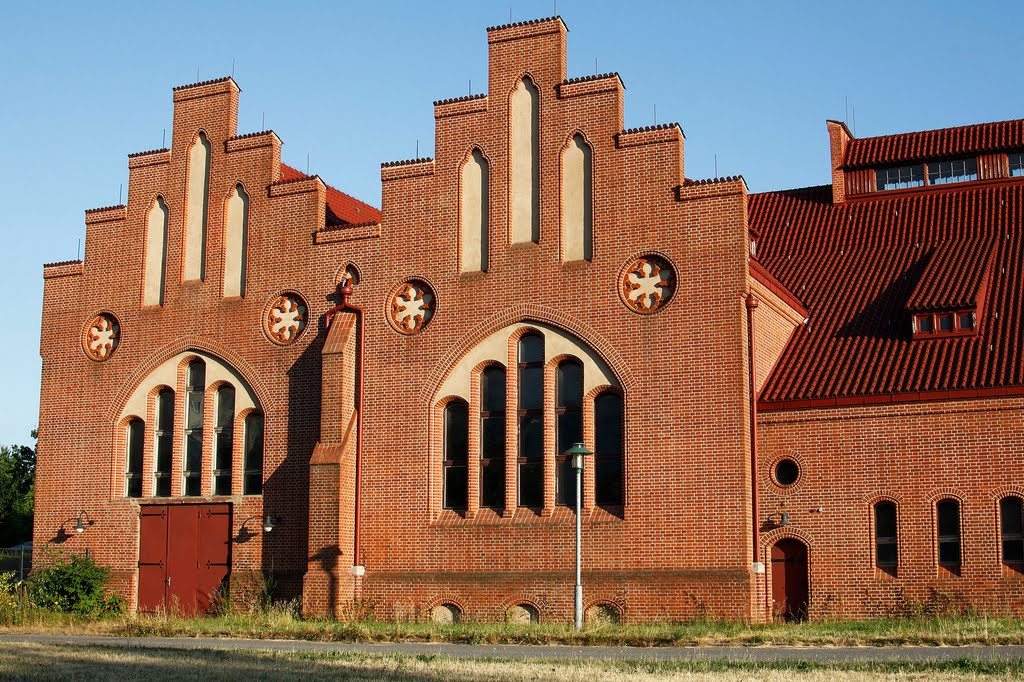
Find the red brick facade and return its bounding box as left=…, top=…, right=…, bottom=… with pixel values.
left=35, top=17, right=1024, bottom=622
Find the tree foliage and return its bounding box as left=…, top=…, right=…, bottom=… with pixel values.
left=0, top=431, right=36, bottom=547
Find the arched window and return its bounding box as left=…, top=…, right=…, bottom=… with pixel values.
left=594, top=392, right=624, bottom=507
left=154, top=389, right=174, bottom=497
left=143, top=197, right=168, bottom=306
left=936, top=498, right=961, bottom=568
left=443, top=400, right=469, bottom=510
left=561, top=134, right=592, bottom=261
left=223, top=183, right=249, bottom=297
left=126, top=419, right=144, bottom=498
left=184, top=132, right=211, bottom=281
left=511, top=76, right=539, bottom=244
left=517, top=334, right=544, bottom=507
left=184, top=360, right=206, bottom=496
left=480, top=366, right=506, bottom=510
left=460, top=150, right=489, bottom=273
left=874, top=501, right=898, bottom=573
left=1000, top=496, right=1024, bottom=566
left=243, top=412, right=264, bottom=495
left=555, top=359, right=582, bottom=506
left=214, top=385, right=235, bottom=495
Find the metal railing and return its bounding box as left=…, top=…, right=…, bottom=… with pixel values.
left=0, top=545, right=32, bottom=581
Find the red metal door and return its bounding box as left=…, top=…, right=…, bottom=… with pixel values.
left=138, top=504, right=232, bottom=615
left=771, top=538, right=809, bottom=622
left=137, top=507, right=168, bottom=612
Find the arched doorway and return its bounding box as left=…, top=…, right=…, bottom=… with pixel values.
left=771, top=538, right=809, bottom=622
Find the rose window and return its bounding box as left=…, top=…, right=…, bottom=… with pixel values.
left=83, top=313, right=121, bottom=361
left=620, top=255, right=676, bottom=314
left=264, top=293, right=308, bottom=345
left=388, top=280, right=435, bottom=334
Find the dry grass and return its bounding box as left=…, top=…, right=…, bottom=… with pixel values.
left=0, top=642, right=1021, bottom=681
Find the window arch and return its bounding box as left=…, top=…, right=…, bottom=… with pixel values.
left=561, top=134, right=592, bottom=261
left=594, top=391, right=624, bottom=507
left=184, top=360, right=206, bottom=496
left=555, top=359, right=582, bottom=506
left=874, top=501, right=898, bottom=574
left=460, top=149, right=489, bottom=273
left=184, top=132, right=211, bottom=281
left=223, top=183, right=249, bottom=297
left=1000, top=496, right=1024, bottom=566
left=480, top=366, right=506, bottom=510
left=154, top=389, right=174, bottom=497
left=510, top=76, right=539, bottom=244
left=214, top=385, right=235, bottom=495
left=143, top=196, right=168, bottom=306
left=517, top=334, right=544, bottom=507
left=243, top=411, right=264, bottom=495
left=443, top=400, right=469, bottom=510
left=126, top=419, right=144, bottom=498
left=936, top=498, right=961, bottom=569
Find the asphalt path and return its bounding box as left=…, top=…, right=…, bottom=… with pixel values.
left=3, top=633, right=1024, bottom=663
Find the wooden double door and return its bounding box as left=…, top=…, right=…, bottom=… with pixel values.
left=138, top=504, right=231, bottom=615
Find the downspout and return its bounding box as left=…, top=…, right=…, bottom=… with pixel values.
left=326, top=280, right=364, bottom=574
left=745, top=294, right=760, bottom=566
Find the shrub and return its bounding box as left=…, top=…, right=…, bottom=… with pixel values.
left=28, top=553, right=123, bottom=615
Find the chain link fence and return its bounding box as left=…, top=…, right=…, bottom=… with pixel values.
left=0, top=544, right=32, bottom=581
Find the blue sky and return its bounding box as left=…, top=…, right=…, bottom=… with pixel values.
left=1, top=1, right=1021, bottom=444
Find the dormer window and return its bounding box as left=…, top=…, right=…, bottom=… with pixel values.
left=877, top=164, right=924, bottom=191
left=1010, top=153, right=1024, bottom=177
left=913, top=310, right=975, bottom=338
left=928, top=158, right=978, bottom=185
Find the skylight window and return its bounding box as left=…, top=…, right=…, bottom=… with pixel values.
left=928, top=158, right=978, bottom=185
left=1010, top=153, right=1024, bottom=177
left=877, top=165, right=924, bottom=191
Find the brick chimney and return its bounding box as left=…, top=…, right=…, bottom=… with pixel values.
left=826, top=119, right=853, bottom=204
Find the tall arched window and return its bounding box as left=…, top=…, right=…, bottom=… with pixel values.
left=480, top=366, right=506, bottom=510
left=561, top=134, right=592, bottom=261
left=1001, top=496, right=1024, bottom=566
left=184, top=360, right=206, bottom=496
left=511, top=76, right=539, bottom=244
left=154, top=389, right=174, bottom=497
left=555, top=360, right=582, bottom=506
left=143, top=197, right=168, bottom=306
left=936, top=498, right=961, bottom=568
left=518, top=334, right=544, bottom=507
left=184, top=132, right=211, bottom=281
left=214, top=385, right=235, bottom=495
left=460, top=150, right=489, bottom=273
left=126, top=419, right=144, bottom=498
left=874, top=501, right=898, bottom=574
left=594, top=392, right=624, bottom=507
left=243, top=412, right=264, bottom=495
left=223, top=183, right=249, bottom=297
left=443, top=400, right=469, bottom=510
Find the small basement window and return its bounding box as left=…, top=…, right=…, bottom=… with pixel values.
left=1010, top=153, right=1024, bottom=177
left=877, top=164, right=925, bottom=191
left=928, top=158, right=978, bottom=185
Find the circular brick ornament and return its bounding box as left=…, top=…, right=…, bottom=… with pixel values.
left=82, top=313, right=121, bottom=361
left=619, top=254, right=676, bottom=314
left=388, top=279, right=435, bottom=335
left=263, top=293, right=308, bottom=345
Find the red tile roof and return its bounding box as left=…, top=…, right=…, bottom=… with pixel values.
left=750, top=181, right=1023, bottom=405
left=843, top=119, right=1024, bottom=169
left=279, top=164, right=381, bottom=226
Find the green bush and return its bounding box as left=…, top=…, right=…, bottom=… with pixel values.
left=28, top=553, right=123, bottom=615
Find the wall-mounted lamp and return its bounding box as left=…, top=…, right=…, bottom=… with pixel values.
left=262, top=514, right=276, bottom=533
left=73, top=511, right=93, bottom=534
left=780, top=512, right=791, bottom=527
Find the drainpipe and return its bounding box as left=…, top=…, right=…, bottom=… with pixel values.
left=326, top=280, right=364, bottom=575
left=745, top=294, right=761, bottom=567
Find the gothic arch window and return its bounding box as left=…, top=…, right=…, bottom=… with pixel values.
left=594, top=391, right=624, bottom=508
left=125, top=419, right=144, bottom=498
left=555, top=359, right=583, bottom=506
left=243, top=411, right=264, bottom=495
left=461, top=149, right=489, bottom=273
left=443, top=400, right=469, bottom=510
left=213, top=385, right=235, bottom=495
left=184, top=132, right=211, bottom=281
left=154, top=389, right=174, bottom=497
left=143, top=196, right=168, bottom=306
left=510, top=76, right=539, bottom=243
left=517, top=334, right=544, bottom=507
left=184, top=360, right=206, bottom=496
left=561, top=134, right=592, bottom=261
left=223, top=183, right=249, bottom=297
left=480, top=366, right=506, bottom=510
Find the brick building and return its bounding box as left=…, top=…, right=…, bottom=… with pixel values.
left=36, top=17, right=1024, bottom=622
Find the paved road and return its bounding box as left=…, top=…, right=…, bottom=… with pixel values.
left=3, top=633, right=1024, bottom=662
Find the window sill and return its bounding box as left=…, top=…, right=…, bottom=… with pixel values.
left=433, top=505, right=623, bottom=527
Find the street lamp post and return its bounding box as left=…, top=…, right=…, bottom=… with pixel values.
left=564, top=442, right=593, bottom=631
